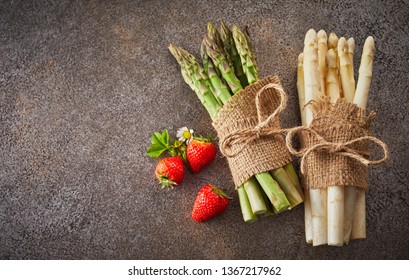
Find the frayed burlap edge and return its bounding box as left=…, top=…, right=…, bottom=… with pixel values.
left=286, top=98, right=388, bottom=191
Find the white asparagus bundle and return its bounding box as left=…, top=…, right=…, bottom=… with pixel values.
left=297, top=30, right=376, bottom=246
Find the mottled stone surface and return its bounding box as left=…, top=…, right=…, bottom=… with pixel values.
left=0, top=0, right=408, bottom=259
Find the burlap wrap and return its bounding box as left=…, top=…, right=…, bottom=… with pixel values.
left=212, top=76, right=292, bottom=188
left=286, top=98, right=388, bottom=191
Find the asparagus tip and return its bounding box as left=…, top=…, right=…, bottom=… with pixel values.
left=337, top=37, right=348, bottom=53
left=347, top=37, right=355, bottom=50
left=304, top=29, right=317, bottom=46
left=328, top=32, right=339, bottom=49
left=317, top=29, right=327, bottom=41
left=364, top=36, right=375, bottom=51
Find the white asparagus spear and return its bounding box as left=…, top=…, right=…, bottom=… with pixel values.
left=326, top=49, right=344, bottom=246
left=326, top=49, right=340, bottom=103
left=337, top=37, right=358, bottom=245
left=303, top=29, right=320, bottom=124
left=353, top=36, right=375, bottom=108
left=338, top=37, right=356, bottom=101
left=344, top=186, right=358, bottom=243
left=347, top=37, right=355, bottom=78
left=343, top=38, right=358, bottom=244
left=328, top=33, right=342, bottom=98
left=328, top=32, right=339, bottom=50
left=303, top=29, right=327, bottom=246
left=317, top=30, right=328, bottom=97
left=351, top=36, right=375, bottom=240
left=351, top=191, right=366, bottom=239
left=297, top=52, right=313, bottom=244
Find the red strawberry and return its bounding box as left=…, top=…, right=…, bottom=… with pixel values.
left=186, top=138, right=217, bottom=173
left=155, top=157, right=184, bottom=188
left=192, top=185, right=231, bottom=222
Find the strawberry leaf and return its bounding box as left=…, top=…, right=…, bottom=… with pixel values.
left=147, top=129, right=171, bottom=158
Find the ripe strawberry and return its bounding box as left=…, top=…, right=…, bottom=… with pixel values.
left=192, top=185, right=231, bottom=222
left=186, top=138, right=217, bottom=173
left=155, top=157, right=184, bottom=188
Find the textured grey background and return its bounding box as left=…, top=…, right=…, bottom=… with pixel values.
left=1, top=0, right=408, bottom=259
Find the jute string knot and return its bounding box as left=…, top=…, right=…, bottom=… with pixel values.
left=285, top=126, right=389, bottom=175
left=220, top=83, right=288, bottom=157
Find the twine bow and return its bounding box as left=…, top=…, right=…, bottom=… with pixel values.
left=285, top=126, right=389, bottom=174
left=220, top=83, right=288, bottom=157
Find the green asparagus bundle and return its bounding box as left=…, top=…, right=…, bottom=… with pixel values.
left=169, top=21, right=303, bottom=222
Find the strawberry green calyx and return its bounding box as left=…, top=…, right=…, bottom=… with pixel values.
left=157, top=174, right=178, bottom=189
left=211, top=185, right=232, bottom=200
left=193, top=134, right=213, bottom=143
left=172, top=140, right=188, bottom=163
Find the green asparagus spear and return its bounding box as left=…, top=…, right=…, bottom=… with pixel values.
left=200, top=41, right=232, bottom=105
left=177, top=47, right=222, bottom=106
left=168, top=44, right=221, bottom=120
left=203, top=36, right=243, bottom=94
left=243, top=26, right=259, bottom=76
left=271, top=168, right=303, bottom=208
left=283, top=162, right=304, bottom=199
left=232, top=25, right=259, bottom=84
left=220, top=20, right=248, bottom=87
left=243, top=177, right=267, bottom=214
left=207, top=22, right=225, bottom=56
left=255, top=172, right=290, bottom=212
left=238, top=185, right=258, bottom=222
left=260, top=186, right=275, bottom=218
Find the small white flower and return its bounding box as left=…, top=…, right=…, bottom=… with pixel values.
left=176, top=127, right=194, bottom=143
